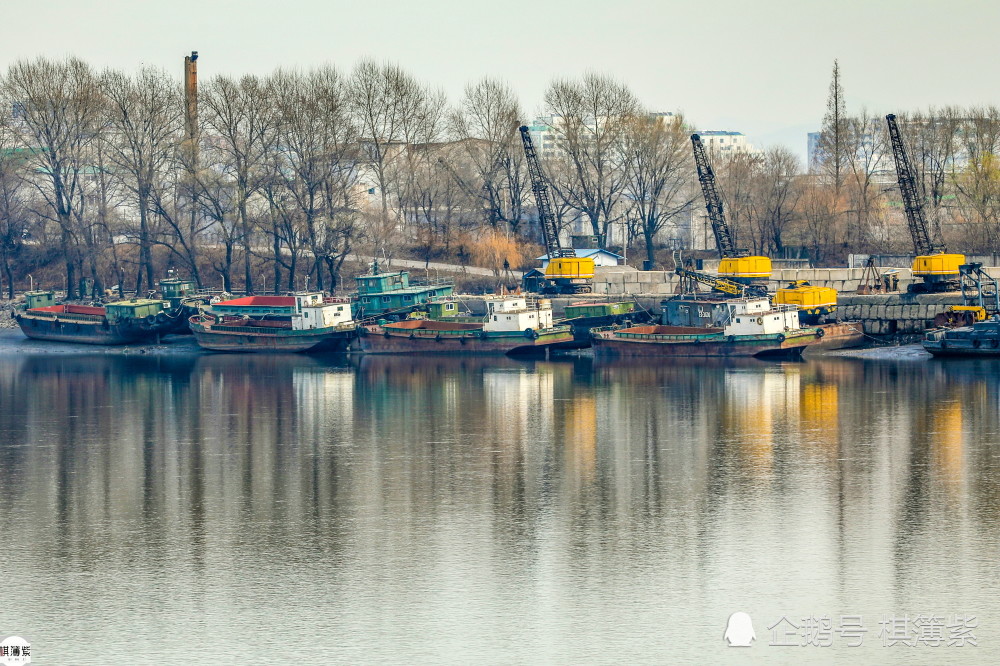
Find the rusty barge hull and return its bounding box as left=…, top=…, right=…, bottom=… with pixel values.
left=190, top=322, right=354, bottom=353
left=14, top=311, right=167, bottom=345
left=357, top=323, right=573, bottom=355
left=592, top=325, right=817, bottom=358
left=803, top=321, right=866, bottom=354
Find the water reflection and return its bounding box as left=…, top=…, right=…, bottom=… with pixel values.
left=1, top=352, right=998, bottom=664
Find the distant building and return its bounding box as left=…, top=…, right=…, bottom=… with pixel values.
left=694, top=130, right=753, bottom=155
left=529, top=111, right=680, bottom=159
left=807, top=131, right=822, bottom=173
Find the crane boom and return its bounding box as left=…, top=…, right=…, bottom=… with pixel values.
left=886, top=114, right=944, bottom=255
left=691, top=134, right=747, bottom=259
left=519, top=126, right=573, bottom=258
left=675, top=267, right=767, bottom=298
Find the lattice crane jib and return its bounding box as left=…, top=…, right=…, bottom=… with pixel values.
left=691, top=134, right=747, bottom=259
left=886, top=114, right=945, bottom=256
left=519, top=126, right=572, bottom=259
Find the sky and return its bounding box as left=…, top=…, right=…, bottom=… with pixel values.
left=4, top=0, right=998, bottom=163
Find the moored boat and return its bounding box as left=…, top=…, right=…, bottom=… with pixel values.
left=189, top=293, right=356, bottom=353
left=13, top=291, right=179, bottom=345
left=923, top=317, right=1000, bottom=357
left=351, top=263, right=454, bottom=320
left=357, top=295, right=572, bottom=355
left=661, top=291, right=864, bottom=353
left=556, top=300, right=653, bottom=349
left=592, top=296, right=819, bottom=358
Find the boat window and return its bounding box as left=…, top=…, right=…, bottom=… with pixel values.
left=381, top=296, right=391, bottom=303
left=362, top=297, right=370, bottom=304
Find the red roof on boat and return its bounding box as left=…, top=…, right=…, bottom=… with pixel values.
left=217, top=296, right=296, bottom=306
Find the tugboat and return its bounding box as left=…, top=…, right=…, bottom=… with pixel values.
left=357, top=295, right=572, bottom=355
left=157, top=276, right=209, bottom=333
left=13, top=291, right=178, bottom=344
left=351, top=263, right=454, bottom=320
left=592, top=296, right=819, bottom=358
left=923, top=316, right=1000, bottom=357
left=189, top=293, right=356, bottom=353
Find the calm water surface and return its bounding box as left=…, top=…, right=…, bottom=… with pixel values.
left=1, top=348, right=998, bottom=664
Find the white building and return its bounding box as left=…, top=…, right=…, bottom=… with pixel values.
left=695, top=130, right=754, bottom=155
left=528, top=111, right=680, bottom=160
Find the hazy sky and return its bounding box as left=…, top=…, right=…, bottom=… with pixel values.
left=4, top=0, right=997, bottom=160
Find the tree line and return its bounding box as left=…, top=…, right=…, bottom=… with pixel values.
left=1, top=57, right=999, bottom=300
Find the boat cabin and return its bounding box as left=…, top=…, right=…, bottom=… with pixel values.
left=484, top=297, right=554, bottom=332
left=352, top=270, right=454, bottom=316
left=724, top=297, right=801, bottom=336
left=24, top=291, right=56, bottom=309
left=159, top=278, right=198, bottom=301
left=105, top=300, right=168, bottom=323
left=211, top=293, right=353, bottom=330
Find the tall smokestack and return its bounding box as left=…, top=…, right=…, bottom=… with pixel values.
left=184, top=51, right=198, bottom=144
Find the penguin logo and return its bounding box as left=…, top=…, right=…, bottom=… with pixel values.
left=724, top=612, right=755, bottom=647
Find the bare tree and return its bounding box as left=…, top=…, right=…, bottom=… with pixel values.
left=1, top=57, right=104, bottom=298
left=953, top=106, right=1000, bottom=249
left=200, top=74, right=276, bottom=293
left=843, top=109, right=888, bottom=250
left=102, top=66, right=184, bottom=293
left=349, top=60, right=445, bottom=259
left=542, top=73, right=640, bottom=244
left=449, top=78, right=527, bottom=232
left=817, top=59, right=848, bottom=196
left=748, top=146, right=802, bottom=255
left=620, top=112, right=696, bottom=266
left=0, top=119, right=29, bottom=297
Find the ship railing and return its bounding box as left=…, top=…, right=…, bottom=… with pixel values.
left=27, top=310, right=105, bottom=323
left=409, top=277, right=455, bottom=287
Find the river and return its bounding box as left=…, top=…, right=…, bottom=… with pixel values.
left=0, top=347, right=997, bottom=664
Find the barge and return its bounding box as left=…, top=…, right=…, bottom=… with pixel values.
left=189, top=293, right=355, bottom=353
left=358, top=296, right=572, bottom=355
left=593, top=296, right=819, bottom=358
left=923, top=317, right=1000, bottom=357
left=13, top=291, right=178, bottom=344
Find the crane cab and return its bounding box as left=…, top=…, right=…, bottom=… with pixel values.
left=718, top=256, right=772, bottom=281
left=910, top=253, right=965, bottom=292
left=912, top=253, right=964, bottom=277
left=774, top=280, right=837, bottom=325
left=544, top=257, right=595, bottom=294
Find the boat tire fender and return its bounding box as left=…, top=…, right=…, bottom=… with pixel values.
left=816, top=327, right=825, bottom=338
left=383, top=330, right=390, bottom=339
left=756, top=317, right=763, bottom=325
left=524, top=328, right=538, bottom=340
left=156, top=312, right=169, bottom=323
left=973, top=339, right=982, bottom=348
left=776, top=333, right=786, bottom=342
left=478, top=330, right=488, bottom=340
left=435, top=333, right=443, bottom=341
left=727, top=335, right=736, bottom=343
